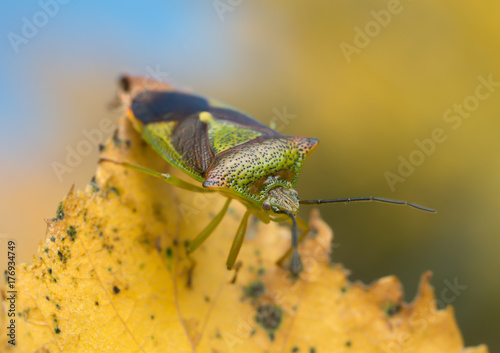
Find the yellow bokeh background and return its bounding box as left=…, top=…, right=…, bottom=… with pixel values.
left=1, top=0, right=498, bottom=349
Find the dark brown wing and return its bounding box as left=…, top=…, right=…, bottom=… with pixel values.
left=131, top=91, right=278, bottom=135
left=171, top=114, right=214, bottom=175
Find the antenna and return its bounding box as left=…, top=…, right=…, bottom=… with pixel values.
left=300, top=197, right=436, bottom=213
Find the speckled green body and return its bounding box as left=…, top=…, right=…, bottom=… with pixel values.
left=126, top=89, right=318, bottom=220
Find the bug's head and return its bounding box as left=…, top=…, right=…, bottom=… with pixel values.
left=261, top=186, right=302, bottom=274
left=262, top=186, right=300, bottom=216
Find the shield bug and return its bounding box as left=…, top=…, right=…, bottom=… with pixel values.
left=102, top=75, right=435, bottom=275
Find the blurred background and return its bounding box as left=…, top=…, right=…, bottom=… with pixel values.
left=0, top=0, right=498, bottom=349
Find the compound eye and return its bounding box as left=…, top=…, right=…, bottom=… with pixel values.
left=262, top=201, right=271, bottom=211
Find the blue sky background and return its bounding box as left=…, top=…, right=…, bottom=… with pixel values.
left=0, top=1, right=235, bottom=161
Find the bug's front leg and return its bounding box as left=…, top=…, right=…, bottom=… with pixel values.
left=276, top=216, right=309, bottom=268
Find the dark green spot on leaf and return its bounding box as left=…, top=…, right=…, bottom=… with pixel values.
left=255, top=304, right=282, bottom=340
left=244, top=281, right=265, bottom=299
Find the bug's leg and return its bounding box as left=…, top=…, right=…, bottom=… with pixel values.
left=186, top=257, right=195, bottom=288
left=187, top=198, right=232, bottom=254
left=230, top=262, right=243, bottom=284
left=226, top=210, right=251, bottom=270
left=99, top=158, right=214, bottom=193
left=276, top=216, right=309, bottom=267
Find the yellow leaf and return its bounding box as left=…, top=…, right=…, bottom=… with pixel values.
left=0, top=108, right=489, bottom=353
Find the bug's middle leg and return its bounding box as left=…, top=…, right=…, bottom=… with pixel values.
left=187, top=198, right=232, bottom=254
left=226, top=210, right=251, bottom=270
left=99, top=158, right=214, bottom=193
